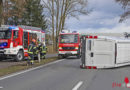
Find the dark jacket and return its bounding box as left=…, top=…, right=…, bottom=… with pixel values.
left=28, top=42, right=37, bottom=54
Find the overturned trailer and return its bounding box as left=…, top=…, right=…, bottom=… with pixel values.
left=81, top=36, right=130, bottom=69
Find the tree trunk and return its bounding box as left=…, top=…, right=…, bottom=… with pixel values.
left=55, top=0, right=59, bottom=51
left=58, top=0, right=65, bottom=35
left=51, top=0, right=55, bottom=52
left=0, top=0, right=3, bottom=26
left=60, top=0, right=68, bottom=32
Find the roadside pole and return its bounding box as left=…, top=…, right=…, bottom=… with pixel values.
left=38, top=52, right=41, bottom=63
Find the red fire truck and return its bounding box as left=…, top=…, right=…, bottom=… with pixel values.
left=0, top=25, right=45, bottom=61
left=58, top=30, right=81, bottom=58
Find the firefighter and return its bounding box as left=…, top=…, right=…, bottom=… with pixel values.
left=40, top=42, right=46, bottom=59
left=27, top=39, right=37, bottom=65
left=37, top=39, right=41, bottom=45
left=37, top=40, right=42, bottom=62
left=35, top=39, right=40, bottom=56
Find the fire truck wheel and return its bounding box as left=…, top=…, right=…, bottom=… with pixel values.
left=77, top=55, right=80, bottom=59
left=15, top=50, right=24, bottom=61
left=58, top=54, right=63, bottom=59
left=63, top=56, right=66, bottom=58
left=0, top=57, right=6, bottom=61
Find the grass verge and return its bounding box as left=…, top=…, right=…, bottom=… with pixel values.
left=0, top=57, right=58, bottom=77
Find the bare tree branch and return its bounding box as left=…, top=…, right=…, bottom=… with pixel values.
left=42, top=0, right=89, bottom=51
left=116, top=0, right=130, bottom=22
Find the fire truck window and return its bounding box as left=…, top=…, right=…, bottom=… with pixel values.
left=60, top=34, right=78, bottom=43
left=0, top=29, right=11, bottom=39
left=23, top=32, right=28, bottom=48
left=29, top=33, right=37, bottom=43
left=74, top=35, right=78, bottom=43
left=32, top=33, right=37, bottom=40
left=13, top=30, right=18, bottom=39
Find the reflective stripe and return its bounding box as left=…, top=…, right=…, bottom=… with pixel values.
left=34, top=47, right=36, bottom=49
left=30, top=60, right=34, bottom=63
left=28, top=52, right=33, bottom=54
left=28, top=45, right=32, bottom=53
left=42, top=51, right=46, bottom=53
left=28, top=56, right=31, bottom=59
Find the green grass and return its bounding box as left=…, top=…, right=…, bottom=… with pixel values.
left=0, top=57, right=58, bottom=77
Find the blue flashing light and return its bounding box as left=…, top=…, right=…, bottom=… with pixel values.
left=9, top=26, right=17, bottom=30
left=3, top=42, right=8, bottom=46
left=0, top=42, right=8, bottom=47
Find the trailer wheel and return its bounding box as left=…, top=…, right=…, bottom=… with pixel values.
left=15, top=50, right=24, bottom=61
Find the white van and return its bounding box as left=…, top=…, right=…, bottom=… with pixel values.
left=81, top=36, right=130, bottom=69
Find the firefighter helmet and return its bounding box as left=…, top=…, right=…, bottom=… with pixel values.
left=32, top=39, right=36, bottom=43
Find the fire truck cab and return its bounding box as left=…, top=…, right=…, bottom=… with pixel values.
left=0, top=25, right=45, bottom=61
left=58, top=30, right=81, bottom=58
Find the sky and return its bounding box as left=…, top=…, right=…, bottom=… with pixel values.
left=66, top=0, right=130, bottom=33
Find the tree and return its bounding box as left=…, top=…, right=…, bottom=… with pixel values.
left=0, top=0, right=3, bottom=26
left=42, top=0, right=89, bottom=51
left=0, top=0, right=26, bottom=25
left=116, top=0, right=130, bottom=22
left=21, top=0, right=47, bottom=30
left=0, top=0, right=47, bottom=30
left=7, top=0, right=26, bottom=25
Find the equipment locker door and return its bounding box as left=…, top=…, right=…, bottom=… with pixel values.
left=85, top=39, right=94, bottom=66
left=116, top=42, right=130, bottom=64
left=92, top=39, right=115, bottom=67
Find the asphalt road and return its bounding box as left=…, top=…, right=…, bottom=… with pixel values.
left=0, top=57, right=130, bottom=90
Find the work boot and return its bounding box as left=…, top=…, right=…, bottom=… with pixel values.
left=27, top=61, right=31, bottom=66
left=30, top=60, right=34, bottom=65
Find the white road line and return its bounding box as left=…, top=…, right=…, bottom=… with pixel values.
left=127, top=83, right=130, bottom=88
left=122, top=83, right=130, bottom=88
left=0, top=59, right=65, bottom=81
left=0, top=86, right=3, bottom=89
left=72, top=81, right=83, bottom=90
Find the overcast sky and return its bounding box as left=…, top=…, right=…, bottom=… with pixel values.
left=66, top=0, right=130, bottom=33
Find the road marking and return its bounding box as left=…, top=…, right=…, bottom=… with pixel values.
left=127, top=83, right=130, bottom=88
left=0, top=59, right=65, bottom=81
left=0, top=86, right=3, bottom=89
left=72, top=81, right=83, bottom=90
left=122, top=83, right=130, bottom=88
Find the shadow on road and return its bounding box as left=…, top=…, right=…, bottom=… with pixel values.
left=101, top=65, right=130, bottom=70
left=65, top=56, right=80, bottom=60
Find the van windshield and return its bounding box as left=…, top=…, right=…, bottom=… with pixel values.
left=0, top=29, right=12, bottom=39
left=60, top=34, right=78, bottom=43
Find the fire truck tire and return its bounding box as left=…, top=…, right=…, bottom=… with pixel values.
left=77, top=55, right=80, bottom=59
left=15, top=50, right=24, bottom=61
left=58, top=54, right=63, bottom=59
left=63, top=56, right=66, bottom=58
left=77, top=47, right=81, bottom=59
left=0, top=57, right=6, bottom=61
